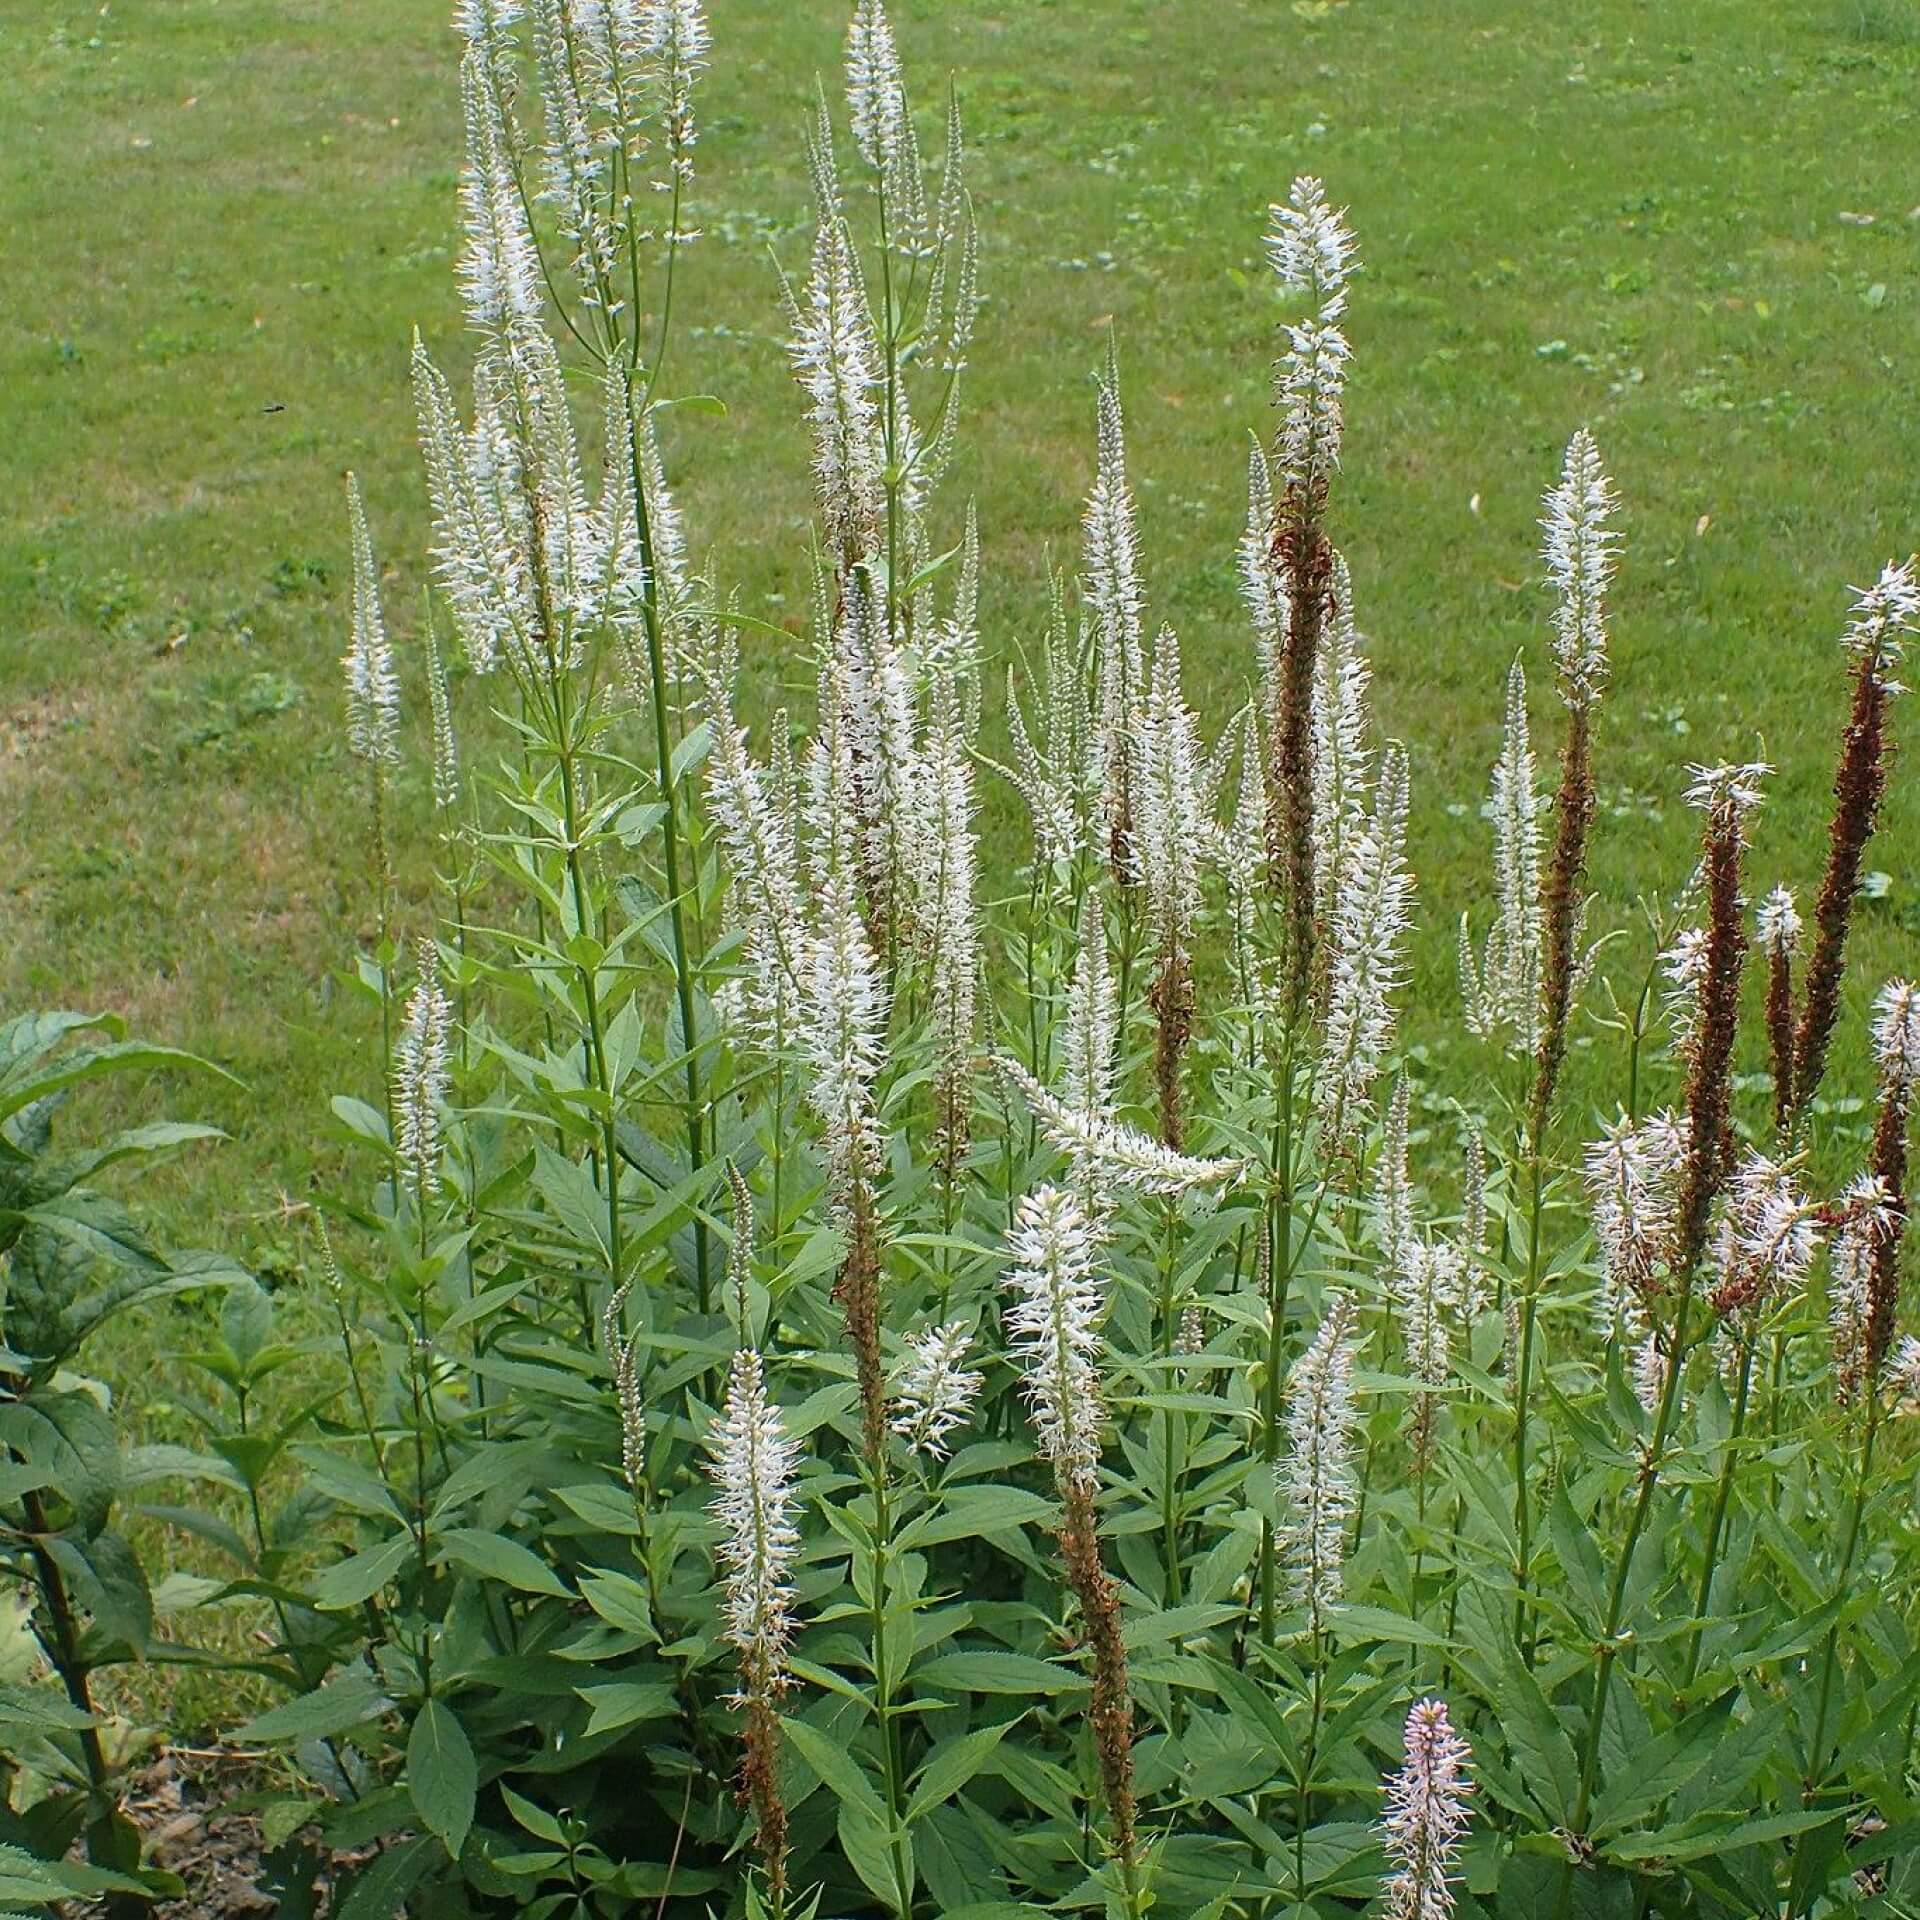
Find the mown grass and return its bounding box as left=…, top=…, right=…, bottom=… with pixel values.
left=3, top=0, right=1918, bottom=1719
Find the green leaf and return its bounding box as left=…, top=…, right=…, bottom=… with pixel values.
left=331, top=1833, right=435, bottom=1920
left=0, top=1840, right=150, bottom=1904
left=235, top=1672, right=393, bottom=1744
left=576, top=1568, right=658, bottom=1637
left=1329, top=1604, right=1454, bottom=1650
left=329, top=1096, right=391, bottom=1150
left=0, top=1390, right=120, bottom=1533
left=436, top=1527, right=572, bottom=1598
left=499, top=1785, right=566, bottom=1843
left=907, top=1720, right=1019, bottom=1824
left=547, top=1482, right=643, bottom=1537
left=781, top=1716, right=887, bottom=1825
left=904, top=1486, right=1055, bottom=1549
left=576, top=1681, right=676, bottom=1736
left=1123, top=1603, right=1243, bottom=1652
left=1591, top=1694, right=1734, bottom=1840
left=1496, top=1655, right=1579, bottom=1825
left=837, top=1803, right=911, bottom=1911
left=0, top=1683, right=95, bottom=1731
left=913, top=1650, right=1086, bottom=1695
left=407, top=1699, right=476, bottom=1860
left=1608, top=1806, right=1840, bottom=1863
left=309, top=1532, right=415, bottom=1610
left=48, top=1530, right=151, bottom=1653
left=1546, top=1484, right=1609, bottom=1633
left=0, top=1038, right=235, bottom=1127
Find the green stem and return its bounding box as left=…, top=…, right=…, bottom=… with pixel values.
left=867, top=1462, right=914, bottom=1920
left=1294, top=1639, right=1325, bottom=1898
left=624, top=379, right=710, bottom=1308
left=550, top=678, right=625, bottom=1293
left=1682, top=1331, right=1756, bottom=1687
left=1553, top=1291, right=1699, bottom=1920
left=1160, top=1203, right=1183, bottom=1610
left=1260, top=1038, right=1297, bottom=1644
left=1511, top=1149, right=1546, bottom=1663
left=1803, top=1403, right=1881, bottom=1802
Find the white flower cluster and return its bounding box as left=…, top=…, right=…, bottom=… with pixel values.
left=1003, top=1186, right=1108, bottom=1493
left=1316, top=744, right=1414, bottom=1149
left=1540, top=428, right=1617, bottom=706
left=890, top=1321, right=983, bottom=1459
left=393, top=942, right=453, bottom=1199
left=1310, top=554, right=1376, bottom=927
left=1267, top=176, right=1358, bottom=507
left=342, top=476, right=400, bottom=770
left=1460, top=660, right=1545, bottom=1051
left=1583, top=1112, right=1688, bottom=1333
left=1381, top=1697, right=1474, bottom=1920
left=707, top=1346, right=801, bottom=1692
left=1278, top=1290, right=1364, bottom=1628
left=1840, top=559, right=1919, bottom=691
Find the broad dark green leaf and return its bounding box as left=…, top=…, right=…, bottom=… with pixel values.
left=407, top=1700, right=476, bottom=1859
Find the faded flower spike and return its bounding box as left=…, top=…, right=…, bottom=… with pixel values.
left=890, top=1320, right=983, bottom=1459
left=1003, top=1185, right=1108, bottom=1493
left=1791, top=566, right=1919, bottom=1117
left=1380, top=1697, right=1473, bottom=1920
left=1708, top=1152, right=1820, bottom=1317
left=393, top=942, right=452, bottom=1199
left=343, top=475, right=401, bottom=770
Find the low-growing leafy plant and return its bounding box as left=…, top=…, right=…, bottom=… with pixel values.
left=53, top=3, right=1920, bottom=1918
left=0, top=1011, right=244, bottom=1911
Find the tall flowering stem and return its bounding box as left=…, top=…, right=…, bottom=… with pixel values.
left=343, top=473, right=403, bottom=1137
left=1757, top=886, right=1801, bottom=1137
left=1276, top=1289, right=1363, bottom=1892
left=617, top=364, right=713, bottom=1305
left=706, top=1344, right=800, bottom=1915
left=1263, top=177, right=1357, bottom=1017
left=1670, top=763, right=1765, bottom=1273
left=1553, top=763, right=1763, bottom=1915
left=1790, top=565, right=1918, bottom=1119
left=1855, top=982, right=1919, bottom=1395
left=1003, top=1188, right=1143, bottom=1914
left=1511, top=432, right=1616, bottom=1655
left=1085, top=338, right=1146, bottom=888
left=1137, top=626, right=1206, bottom=1146
left=1530, top=428, right=1615, bottom=1146
left=1803, top=985, right=1916, bottom=1813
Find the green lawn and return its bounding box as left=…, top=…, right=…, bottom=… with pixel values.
left=5, top=0, right=1919, bottom=1282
